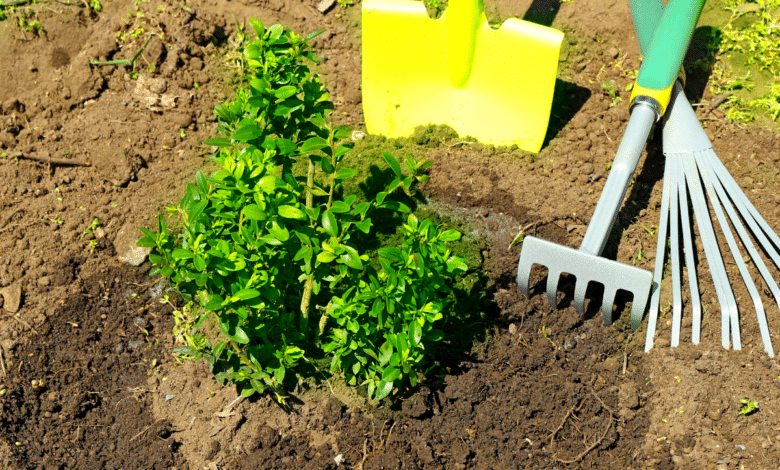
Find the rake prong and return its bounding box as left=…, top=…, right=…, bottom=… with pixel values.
left=546, top=269, right=562, bottom=309
left=676, top=160, right=702, bottom=345
left=670, top=161, right=683, bottom=347
left=698, top=152, right=775, bottom=357
left=711, top=155, right=780, bottom=262
left=682, top=153, right=739, bottom=350
left=601, top=287, right=618, bottom=327
left=645, top=156, right=673, bottom=353
left=573, top=280, right=588, bottom=317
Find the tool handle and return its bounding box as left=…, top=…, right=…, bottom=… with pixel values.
left=636, top=0, right=704, bottom=90
left=579, top=104, right=657, bottom=256
left=629, top=0, right=705, bottom=118
left=629, top=0, right=664, bottom=53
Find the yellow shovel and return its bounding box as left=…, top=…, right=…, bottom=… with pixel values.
left=362, top=0, right=564, bottom=152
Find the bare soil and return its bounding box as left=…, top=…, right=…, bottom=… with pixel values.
left=1, top=0, right=780, bottom=469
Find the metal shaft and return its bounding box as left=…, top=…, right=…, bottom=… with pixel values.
left=580, top=104, right=656, bottom=256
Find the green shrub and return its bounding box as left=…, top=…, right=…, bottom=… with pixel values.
left=139, top=20, right=465, bottom=402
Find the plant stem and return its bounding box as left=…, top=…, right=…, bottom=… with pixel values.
left=300, top=158, right=316, bottom=333
left=316, top=301, right=331, bottom=343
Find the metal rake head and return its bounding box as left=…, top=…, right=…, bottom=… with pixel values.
left=517, top=236, right=653, bottom=329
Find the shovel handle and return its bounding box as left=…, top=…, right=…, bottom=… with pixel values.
left=629, top=0, right=705, bottom=118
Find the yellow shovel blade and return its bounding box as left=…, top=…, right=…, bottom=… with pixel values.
left=362, top=0, right=564, bottom=152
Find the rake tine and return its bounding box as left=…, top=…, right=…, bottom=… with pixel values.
left=669, top=158, right=683, bottom=347
left=601, top=287, right=618, bottom=327
left=710, top=156, right=780, bottom=267
left=682, top=153, right=740, bottom=350
left=675, top=159, right=702, bottom=345
left=645, top=156, right=673, bottom=352
left=546, top=270, right=562, bottom=310
left=697, top=152, right=775, bottom=357
left=573, top=281, right=587, bottom=317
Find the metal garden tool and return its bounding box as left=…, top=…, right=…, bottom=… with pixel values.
left=631, top=0, right=780, bottom=357
left=361, top=0, right=563, bottom=152
left=517, top=0, right=706, bottom=329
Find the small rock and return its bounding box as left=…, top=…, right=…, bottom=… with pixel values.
left=508, top=323, right=517, bottom=335
left=133, top=317, right=148, bottom=329
left=581, top=163, right=595, bottom=175
left=618, top=383, right=640, bottom=409
left=37, top=276, right=51, bottom=287
left=113, top=222, right=152, bottom=266
left=127, top=340, right=144, bottom=349
left=0, top=284, right=22, bottom=313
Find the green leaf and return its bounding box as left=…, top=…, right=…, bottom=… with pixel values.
left=375, top=380, right=394, bottom=401
left=221, top=316, right=250, bottom=344
left=378, top=247, right=403, bottom=262
left=334, top=168, right=357, bottom=182
left=378, top=340, right=393, bottom=365
left=383, top=152, right=403, bottom=178
left=330, top=201, right=350, bottom=213
left=172, top=249, right=194, bottom=260
left=232, top=123, right=264, bottom=142
left=439, top=229, right=461, bottom=242
left=304, top=29, right=325, bottom=42
left=273, top=98, right=304, bottom=117
left=273, top=86, right=298, bottom=100
left=322, top=210, right=338, bottom=237
left=241, top=387, right=256, bottom=398
left=301, top=137, right=328, bottom=153
left=275, top=138, right=297, bottom=155
left=317, top=251, right=337, bottom=263
left=381, top=365, right=401, bottom=382
left=204, top=294, right=224, bottom=311
left=242, top=204, right=266, bottom=220
left=411, top=321, right=422, bottom=346
left=274, top=366, right=286, bottom=384
left=340, top=245, right=363, bottom=270
left=355, top=219, right=372, bottom=234
left=232, top=289, right=260, bottom=301
left=248, top=18, right=264, bottom=38
left=446, top=258, right=469, bottom=273
left=193, top=255, right=206, bottom=272
left=278, top=205, right=306, bottom=220
left=203, top=137, right=232, bottom=147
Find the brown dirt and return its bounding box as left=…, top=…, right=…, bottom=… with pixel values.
left=1, top=0, right=780, bottom=469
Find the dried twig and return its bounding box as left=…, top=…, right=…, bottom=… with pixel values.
left=353, top=438, right=369, bottom=470
left=706, top=93, right=733, bottom=115
left=6, top=151, right=90, bottom=167
left=551, top=390, right=616, bottom=464
left=130, top=418, right=164, bottom=442
left=554, top=419, right=612, bottom=464
left=0, top=345, right=6, bottom=378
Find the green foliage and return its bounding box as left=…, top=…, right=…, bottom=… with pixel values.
left=322, top=214, right=466, bottom=400
left=140, top=21, right=463, bottom=403
left=601, top=80, right=622, bottom=107
left=706, top=0, right=780, bottom=125
left=739, top=398, right=759, bottom=415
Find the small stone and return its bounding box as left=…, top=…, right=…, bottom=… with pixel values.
left=114, top=222, right=152, bottom=266
left=508, top=323, right=517, bottom=335
left=618, top=383, right=640, bottom=409
left=133, top=317, right=148, bottom=329
left=0, top=283, right=22, bottom=313
left=37, top=276, right=51, bottom=287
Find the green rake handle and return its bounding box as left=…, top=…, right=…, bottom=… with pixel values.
left=629, top=0, right=705, bottom=118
